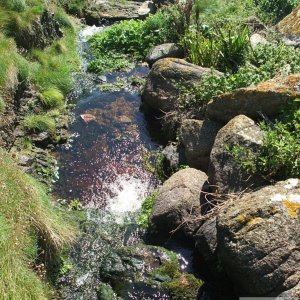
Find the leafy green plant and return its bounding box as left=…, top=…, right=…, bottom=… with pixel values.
left=182, top=24, right=250, bottom=72
left=137, top=192, right=158, bottom=229
left=88, top=9, right=180, bottom=74
left=229, top=101, right=300, bottom=180
left=181, top=43, right=300, bottom=109
left=23, top=114, right=56, bottom=134
left=68, top=198, right=83, bottom=211
left=40, top=88, right=65, bottom=109
left=88, top=52, right=133, bottom=74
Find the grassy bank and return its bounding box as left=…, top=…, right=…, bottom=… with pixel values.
left=0, top=0, right=80, bottom=136
left=0, top=149, right=75, bottom=299
left=0, top=1, right=80, bottom=298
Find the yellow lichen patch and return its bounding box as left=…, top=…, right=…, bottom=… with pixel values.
left=283, top=200, right=300, bottom=218
left=237, top=215, right=246, bottom=223
left=247, top=217, right=263, bottom=226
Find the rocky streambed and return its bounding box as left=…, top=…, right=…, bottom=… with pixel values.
left=54, top=3, right=300, bottom=299
left=53, top=26, right=203, bottom=300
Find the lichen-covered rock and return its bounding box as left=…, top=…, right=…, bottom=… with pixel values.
left=217, top=178, right=300, bottom=297
left=179, top=119, right=221, bottom=171
left=146, top=43, right=184, bottom=67
left=206, top=74, right=300, bottom=123
left=208, top=115, right=266, bottom=195
left=150, top=168, right=208, bottom=242
left=277, top=4, right=300, bottom=44
left=85, top=0, right=156, bottom=24
left=142, top=58, right=222, bottom=112
left=13, top=10, right=63, bottom=50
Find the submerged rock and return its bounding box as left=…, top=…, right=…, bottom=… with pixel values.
left=206, top=74, right=300, bottom=123
left=217, top=179, right=300, bottom=297
left=179, top=118, right=221, bottom=171
left=146, top=43, right=184, bottom=67
left=150, top=168, right=208, bottom=243
left=208, top=115, right=266, bottom=195
left=142, top=58, right=222, bottom=112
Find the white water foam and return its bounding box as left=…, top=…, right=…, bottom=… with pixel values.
left=106, top=175, right=149, bottom=214
left=79, top=25, right=105, bottom=42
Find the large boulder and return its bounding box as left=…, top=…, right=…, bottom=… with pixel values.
left=179, top=119, right=221, bottom=171
left=277, top=4, right=300, bottom=45
left=142, top=58, right=222, bottom=112
left=208, top=115, right=266, bottom=195
left=146, top=43, right=184, bottom=67
left=217, top=178, right=300, bottom=297
left=85, top=0, right=156, bottom=24
left=149, top=168, right=208, bottom=243
left=206, top=74, right=300, bottom=123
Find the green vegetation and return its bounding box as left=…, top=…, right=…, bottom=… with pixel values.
left=0, top=149, right=75, bottom=299
left=152, top=252, right=203, bottom=299
left=137, top=191, right=158, bottom=228
left=23, top=114, right=56, bottom=134
left=88, top=8, right=180, bottom=74
left=174, top=1, right=300, bottom=181
left=229, top=101, right=300, bottom=180
left=0, top=96, right=6, bottom=114
left=253, top=0, right=300, bottom=24
left=40, top=88, right=64, bottom=109
left=183, top=24, right=250, bottom=72
left=180, top=43, right=300, bottom=109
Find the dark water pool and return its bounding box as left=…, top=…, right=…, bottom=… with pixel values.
left=54, top=66, right=159, bottom=210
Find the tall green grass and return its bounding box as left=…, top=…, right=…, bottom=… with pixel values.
left=0, top=149, right=76, bottom=299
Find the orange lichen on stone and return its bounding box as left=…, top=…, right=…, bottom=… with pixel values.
left=237, top=215, right=246, bottom=223
left=283, top=200, right=300, bottom=218
left=247, top=217, right=263, bottom=226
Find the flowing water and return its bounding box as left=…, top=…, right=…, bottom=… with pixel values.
left=54, top=26, right=194, bottom=299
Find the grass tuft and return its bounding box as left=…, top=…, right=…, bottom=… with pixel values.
left=40, top=88, right=65, bottom=109
left=23, top=114, right=56, bottom=134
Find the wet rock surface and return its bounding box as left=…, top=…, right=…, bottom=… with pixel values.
left=217, top=179, right=300, bottom=297
left=208, top=115, right=266, bottom=195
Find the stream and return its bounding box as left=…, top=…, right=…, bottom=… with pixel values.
left=54, top=26, right=196, bottom=300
